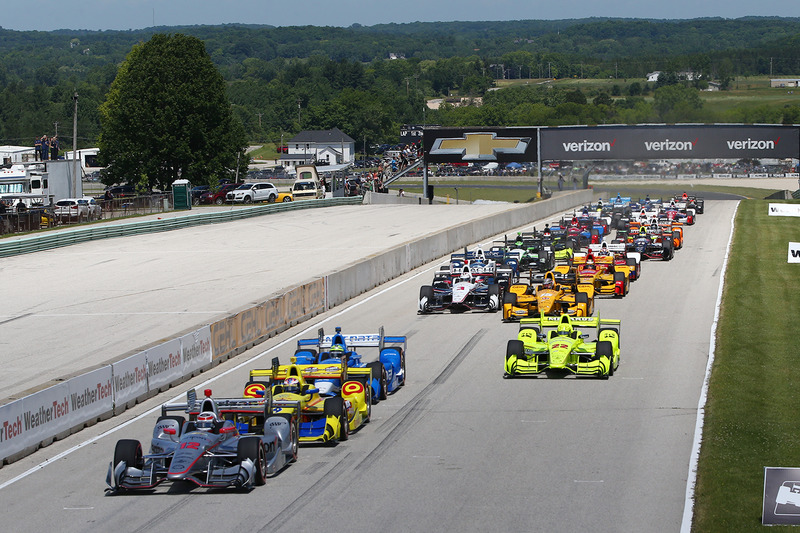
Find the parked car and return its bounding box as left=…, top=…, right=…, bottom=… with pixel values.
left=54, top=198, right=91, bottom=224
left=191, top=185, right=210, bottom=206
left=104, top=185, right=136, bottom=199
left=200, top=183, right=238, bottom=205
left=79, top=196, right=102, bottom=220
left=226, top=182, right=280, bottom=203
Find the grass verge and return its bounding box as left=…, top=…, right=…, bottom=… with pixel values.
left=693, top=199, right=800, bottom=530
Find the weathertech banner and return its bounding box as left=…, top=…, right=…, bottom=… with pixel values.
left=423, top=127, right=538, bottom=163
left=769, top=203, right=800, bottom=217
left=540, top=125, right=800, bottom=161
left=789, top=242, right=800, bottom=264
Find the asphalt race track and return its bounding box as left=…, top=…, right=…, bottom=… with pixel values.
left=0, top=200, right=737, bottom=532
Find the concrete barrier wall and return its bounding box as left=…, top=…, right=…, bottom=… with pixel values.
left=0, top=191, right=591, bottom=465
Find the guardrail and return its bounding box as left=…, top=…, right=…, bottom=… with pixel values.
left=0, top=197, right=363, bottom=258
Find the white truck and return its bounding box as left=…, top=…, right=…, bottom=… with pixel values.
left=291, top=165, right=324, bottom=200
left=0, top=161, right=80, bottom=208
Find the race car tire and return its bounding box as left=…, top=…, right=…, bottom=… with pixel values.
left=613, top=272, right=626, bottom=297
left=672, top=230, right=681, bottom=250
left=596, top=340, right=614, bottom=377
left=626, top=257, right=637, bottom=274
left=488, top=284, right=500, bottom=312
left=506, top=339, right=525, bottom=362
left=237, top=437, right=266, bottom=485
left=663, top=240, right=673, bottom=261
left=401, top=348, right=407, bottom=385
left=419, top=285, right=435, bottom=313
left=369, top=361, right=387, bottom=401
left=503, top=291, right=518, bottom=305
left=156, top=415, right=186, bottom=436
left=290, top=417, right=299, bottom=462
left=114, top=439, right=143, bottom=470
left=324, top=398, right=349, bottom=441
left=364, top=385, right=372, bottom=423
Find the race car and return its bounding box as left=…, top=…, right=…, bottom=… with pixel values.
left=106, top=388, right=299, bottom=492
left=588, top=242, right=641, bottom=281
left=294, top=326, right=407, bottom=402
left=502, top=271, right=594, bottom=321
left=419, top=263, right=501, bottom=313
left=571, top=251, right=632, bottom=297
left=504, top=314, right=621, bottom=378
left=247, top=358, right=371, bottom=444
left=624, top=223, right=674, bottom=261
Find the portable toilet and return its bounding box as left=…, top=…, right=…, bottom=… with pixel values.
left=172, top=179, right=191, bottom=210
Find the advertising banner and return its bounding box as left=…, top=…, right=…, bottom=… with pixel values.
left=66, top=366, right=113, bottom=423
left=179, top=326, right=212, bottom=376
left=764, top=467, right=800, bottom=525
left=423, top=127, right=538, bottom=163
left=540, top=125, right=800, bottom=161
left=769, top=203, right=800, bottom=217
left=0, top=399, right=26, bottom=462
left=789, top=242, right=800, bottom=264
left=210, top=316, right=237, bottom=361
left=111, top=351, right=148, bottom=407
left=146, top=338, right=183, bottom=392
left=19, top=382, right=72, bottom=447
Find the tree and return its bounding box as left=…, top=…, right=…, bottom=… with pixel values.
left=653, top=84, right=702, bottom=121
left=98, top=33, right=246, bottom=191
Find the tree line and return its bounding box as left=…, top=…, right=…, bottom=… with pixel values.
left=1, top=17, right=799, bottom=154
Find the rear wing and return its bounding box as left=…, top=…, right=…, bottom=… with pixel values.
left=588, top=243, right=627, bottom=254
left=299, top=326, right=407, bottom=354
left=520, top=315, right=621, bottom=330
left=161, top=387, right=300, bottom=417
left=250, top=358, right=348, bottom=382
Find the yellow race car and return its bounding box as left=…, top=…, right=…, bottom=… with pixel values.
left=246, top=358, right=371, bottom=444
left=502, top=271, right=594, bottom=321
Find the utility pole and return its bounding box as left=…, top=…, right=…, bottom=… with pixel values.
left=297, top=99, right=301, bottom=125
left=53, top=121, right=59, bottom=136
left=256, top=113, right=262, bottom=128
left=72, top=92, right=78, bottom=197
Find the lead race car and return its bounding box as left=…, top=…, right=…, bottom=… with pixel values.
left=504, top=314, right=621, bottom=378
left=106, top=388, right=299, bottom=492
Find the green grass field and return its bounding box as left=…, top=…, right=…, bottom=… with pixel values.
left=693, top=199, right=800, bottom=530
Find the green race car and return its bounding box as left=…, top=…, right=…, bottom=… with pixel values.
left=504, top=314, right=620, bottom=378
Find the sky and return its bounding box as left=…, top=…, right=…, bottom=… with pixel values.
left=2, top=0, right=800, bottom=32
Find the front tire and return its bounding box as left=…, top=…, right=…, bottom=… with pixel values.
left=214, top=197, right=224, bottom=205
left=114, top=439, right=143, bottom=469
left=244, top=195, right=252, bottom=204
left=237, top=437, right=266, bottom=485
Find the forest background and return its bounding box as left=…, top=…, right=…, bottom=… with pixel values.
left=1, top=16, right=800, bottom=154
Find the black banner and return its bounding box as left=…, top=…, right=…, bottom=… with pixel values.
left=540, top=124, right=800, bottom=161
left=423, top=127, right=539, bottom=163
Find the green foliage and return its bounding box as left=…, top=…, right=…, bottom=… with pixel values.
left=694, top=200, right=800, bottom=531
left=98, top=34, right=246, bottom=190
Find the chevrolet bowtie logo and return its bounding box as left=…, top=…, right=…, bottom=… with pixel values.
left=430, top=132, right=531, bottom=161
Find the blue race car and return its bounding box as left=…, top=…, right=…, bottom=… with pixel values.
left=293, top=326, right=406, bottom=403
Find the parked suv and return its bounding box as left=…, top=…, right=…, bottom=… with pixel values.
left=54, top=197, right=101, bottom=223
left=200, top=183, right=238, bottom=205
left=226, top=182, right=279, bottom=203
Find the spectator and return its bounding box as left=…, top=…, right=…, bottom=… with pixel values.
left=558, top=173, right=564, bottom=191
left=572, top=176, right=578, bottom=190
left=16, top=200, right=27, bottom=213
left=104, top=189, right=114, bottom=201
left=34, top=136, right=42, bottom=161
left=49, top=136, right=59, bottom=160
left=398, top=188, right=405, bottom=197
left=41, top=136, right=49, bottom=161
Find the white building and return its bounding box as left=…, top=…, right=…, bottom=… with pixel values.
left=281, top=129, right=355, bottom=168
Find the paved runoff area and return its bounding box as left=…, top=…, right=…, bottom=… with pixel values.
left=0, top=202, right=531, bottom=401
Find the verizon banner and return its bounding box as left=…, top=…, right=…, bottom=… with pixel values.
left=423, top=127, right=538, bottom=163
left=769, top=203, right=800, bottom=217
left=789, top=242, right=800, bottom=264
left=540, top=125, right=800, bottom=161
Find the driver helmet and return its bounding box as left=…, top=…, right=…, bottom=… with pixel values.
left=330, top=343, right=345, bottom=354
left=542, top=277, right=554, bottom=289
left=283, top=376, right=300, bottom=394
left=650, top=223, right=659, bottom=233
left=196, top=411, right=216, bottom=431
left=600, top=242, right=609, bottom=255
left=639, top=225, right=647, bottom=235
left=556, top=318, right=573, bottom=335
left=682, top=191, right=688, bottom=199
left=460, top=270, right=472, bottom=281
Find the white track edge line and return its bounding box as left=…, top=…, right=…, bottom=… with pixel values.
left=680, top=201, right=740, bottom=532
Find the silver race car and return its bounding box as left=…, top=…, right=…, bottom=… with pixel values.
left=106, top=387, right=299, bottom=492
